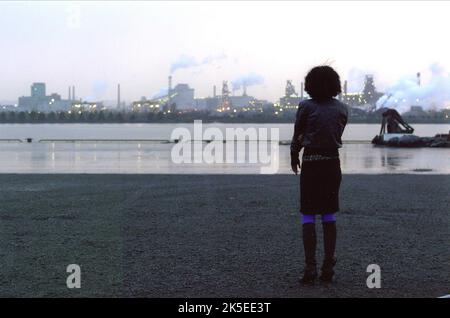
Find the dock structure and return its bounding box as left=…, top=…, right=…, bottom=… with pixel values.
left=35, top=139, right=371, bottom=145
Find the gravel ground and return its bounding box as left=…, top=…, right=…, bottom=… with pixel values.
left=0, top=174, right=448, bottom=298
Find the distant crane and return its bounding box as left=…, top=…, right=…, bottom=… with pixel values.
left=379, top=93, right=393, bottom=109
left=379, top=108, right=414, bottom=135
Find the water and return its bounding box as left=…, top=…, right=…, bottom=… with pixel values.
left=0, top=123, right=448, bottom=141
left=0, top=123, right=449, bottom=174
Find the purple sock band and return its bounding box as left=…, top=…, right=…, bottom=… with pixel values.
left=302, top=213, right=336, bottom=224
left=321, top=213, right=336, bottom=223
left=302, top=214, right=315, bottom=224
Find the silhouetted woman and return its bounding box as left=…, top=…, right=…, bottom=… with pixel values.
left=291, top=66, right=348, bottom=284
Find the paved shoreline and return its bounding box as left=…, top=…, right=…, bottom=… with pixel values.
left=0, top=174, right=448, bottom=297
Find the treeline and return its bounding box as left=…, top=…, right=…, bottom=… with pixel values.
left=0, top=110, right=197, bottom=123
left=0, top=110, right=298, bottom=123
left=0, top=110, right=448, bottom=124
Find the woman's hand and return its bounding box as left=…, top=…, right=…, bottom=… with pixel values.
left=291, top=156, right=301, bottom=175
left=290, top=134, right=303, bottom=175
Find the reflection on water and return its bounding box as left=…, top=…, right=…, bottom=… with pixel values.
left=1, top=123, right=449, bottom=174
left=0, top=142, right=449, bottom=174
left=341, top=144, right=450, bottom=174
left=1, top=123, right=449, bottom=142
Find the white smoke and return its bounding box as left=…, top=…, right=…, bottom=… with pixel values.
left=152, top=88, right=168, bottom=99
left=346, top=68, right=371, bottom=93
left=376, top=63, right=450, bottom=113
left=231, top=72, right=264, bottom=92
left=170, top=53, right=227, bottom=74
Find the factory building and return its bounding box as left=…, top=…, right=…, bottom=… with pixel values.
left=276, top=75, right=383, bottom=111
left=131, top=99, right=163, bottom=113
left=279, top=80, right=303, bottom=110
left=18, top=83, right=75, bottom=112
left=402, top=106, right=431, bottom=119
left=171, top=83, right=195, bottom=109
left=229, top=95, right=254, bottom=108
left=71, top=102, right=106, bottom=113
left=201, top=95, right=265, bottom=113
left=132, top=77, right=195, bottom=112
left=132, top=77, right=263, bottom=114
left=340, top=75, right=383, bottom=109
left=214, top=81, right=263, bottom=113
left=194, top=97, right=217, bottom=110
left=31, top=82, right=46, bottom=98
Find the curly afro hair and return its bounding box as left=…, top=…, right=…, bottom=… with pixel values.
left=304, top=65, right=342, bottom=101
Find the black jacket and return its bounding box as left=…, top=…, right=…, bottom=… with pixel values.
left=291, top=98, right=348, bottom=157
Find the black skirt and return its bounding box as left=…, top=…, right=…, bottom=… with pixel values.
left=300, top=149, right=342, bottom=215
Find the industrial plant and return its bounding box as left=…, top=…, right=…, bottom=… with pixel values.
left=132, top=76, right=268, bottom=115
left=18, top=83, right=75, bottom=112
left=1, top=71, right=449, bottom=123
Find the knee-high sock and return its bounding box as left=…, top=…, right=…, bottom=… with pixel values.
left=322, top=221, right=337, bottom=262
left=302, top=223, right=317, bottom=267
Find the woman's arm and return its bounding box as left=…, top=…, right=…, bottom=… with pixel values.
left=290, top=104, right=308, bottom=174
left=290, top=134, right=303, bottom=175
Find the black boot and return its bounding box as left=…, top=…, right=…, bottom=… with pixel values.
left=320, top=221, right=337, bottom=283
left=300, top=223, right=317, bottom=285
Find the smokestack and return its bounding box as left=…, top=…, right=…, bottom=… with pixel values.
left=243, top=83, right=247, bottom=97
left=213, top=85, right=216, bottom=98
left=417, top=72, right=421, bottom=86
left=72, top=86, right=75, bottom=101
left=300, top=82, right=304, bottom=99
left=68, top=86, right=71, bottom=100
left=117, top=83, right=121, bottom=109
left=344, top=80, right=348, bottom=96
left=168, top=76, right=172, bottom=106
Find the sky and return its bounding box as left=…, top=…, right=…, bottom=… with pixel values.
left=1, top=0, right=450, bottom=104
